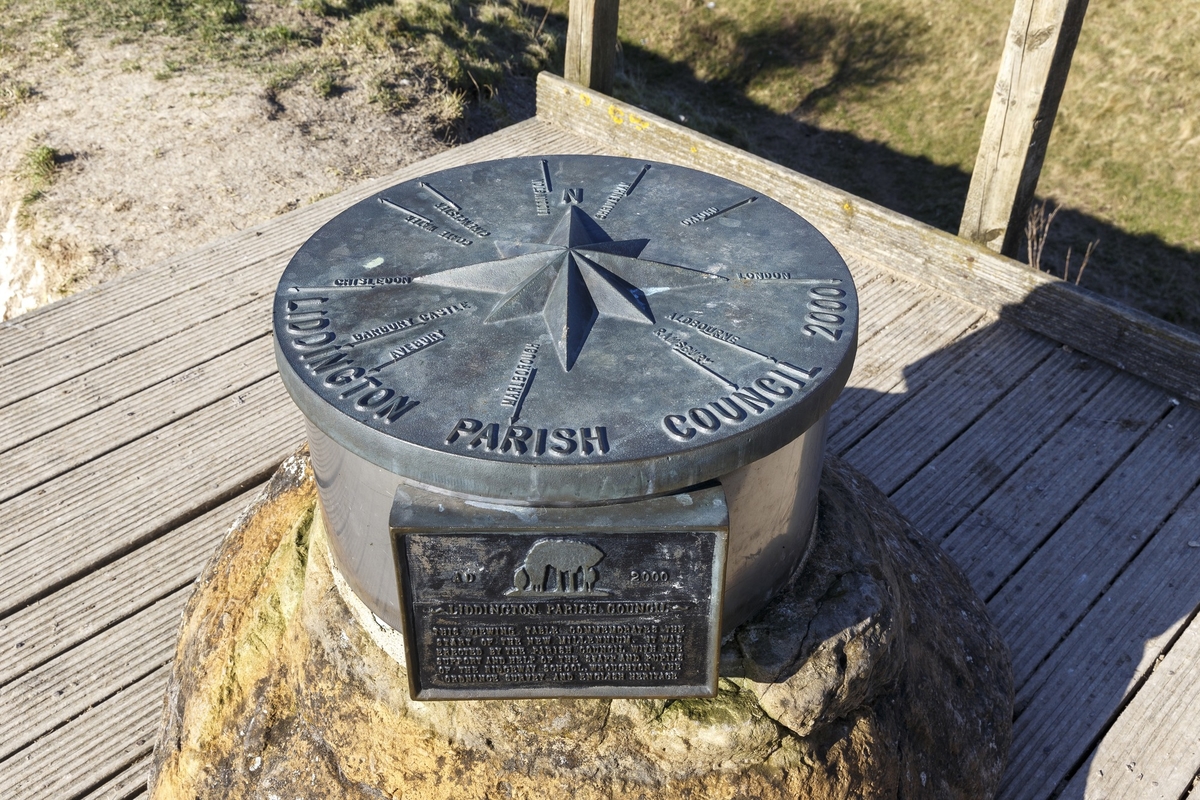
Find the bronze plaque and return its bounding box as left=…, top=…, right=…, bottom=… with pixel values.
left=396, top=530, right=726, bottom=699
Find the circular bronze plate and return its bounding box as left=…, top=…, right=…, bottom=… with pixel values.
left=274, top=155, right=857, bottom=502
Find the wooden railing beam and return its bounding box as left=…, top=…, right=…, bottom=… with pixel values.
left=959, top=0, right=1090, bottom=257
left=564, top=0, right=620, bottom=95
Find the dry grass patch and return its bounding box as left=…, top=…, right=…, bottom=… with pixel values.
left=19, top=0, right=559, bottom=138
left=16, top=143, right=59, bottom=202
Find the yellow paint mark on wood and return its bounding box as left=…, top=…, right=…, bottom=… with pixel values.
left=605, top=104, right=650, bottom=131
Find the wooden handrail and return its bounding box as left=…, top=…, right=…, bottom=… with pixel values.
left=564, top=0, right=620, bottom=95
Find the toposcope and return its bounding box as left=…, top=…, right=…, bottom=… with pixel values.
left=273, top=156, right=858, bottom=700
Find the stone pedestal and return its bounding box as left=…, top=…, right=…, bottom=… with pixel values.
left=149, top=451, right=1012, bottom=799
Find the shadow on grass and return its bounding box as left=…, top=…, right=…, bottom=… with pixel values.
left=512, top=2, right=1200, bottom=332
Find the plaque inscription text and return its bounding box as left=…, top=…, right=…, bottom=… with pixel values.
left=397, top=531, right=724, bottom=699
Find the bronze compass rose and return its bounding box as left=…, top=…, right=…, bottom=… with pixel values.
left=416, top=205, right=725, bottom=370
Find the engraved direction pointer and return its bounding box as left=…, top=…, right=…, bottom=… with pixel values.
left=653, top=327, right=739, bottom=388
left=663, top=311, right=827, bottom=380
left=676, top=327, right=817, bottom=379
left=596, top=164, right=650, bottom=220
left=379, top=197, right=431, bottom=222
left=672, top=349, right=739, bottom=389
left=420, top=182, right=492, bottom=237
left=370, top=329, right=447, bottom=373
left=708, top=333, right=821, bottom=386
left=415, top=206, right=726, bottom=370
left=379, top=197, right=473, bottom=246
left=419, top=181, right=459, bottom=209
left=688, top=328, right=822, bottom=382
left=507, top=367, right=536, bottom=424
left=681, top=196, right=758, bottom=226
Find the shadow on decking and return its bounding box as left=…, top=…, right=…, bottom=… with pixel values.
left=831, top=285, right=1200, bottom=796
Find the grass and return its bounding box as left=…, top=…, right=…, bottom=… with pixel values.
left=16, top=143, right=60, bottom=203
left=0, top=75, right=34, bottom=116
left=153, top=57, right=183, bottom=79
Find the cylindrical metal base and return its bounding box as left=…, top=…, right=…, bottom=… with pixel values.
left=308, top=414, right=827, bottom=635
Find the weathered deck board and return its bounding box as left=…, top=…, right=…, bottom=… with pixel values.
left=0, top=296, right=271, bottom=454
left=828, top=290, right=988, bottom=451
left=846, top=268, right=924, bottom=349
left=1056, top=609, right=1200, bottom=799
left=0, top=235, right=282, bottom=369
left=841, top=269, right=969, bottom=383
left=1000, top=481, right=1200, bottom=799
left=890, top=348, right=1115, bottom=541
left=0, top=266, right=276, bottom=407
left=843, top=322, right=1052, bottom=495
left=0, top=666, right=166, bottom=800
left=77, top=756, right=152, bottom=800
left=0, top=336, right=275, bottom=503
left=989, top=401, right=1200, bottom=687
left=0, top=588, right=186, bottom=760
left=0, top=375, right=302, bottom=616
left=941, top=371, right=1172, bottom=598
left=0, top=487, right=254, bottom=684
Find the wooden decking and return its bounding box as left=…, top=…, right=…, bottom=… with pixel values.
left=3, top=74, right=1200, bottom=800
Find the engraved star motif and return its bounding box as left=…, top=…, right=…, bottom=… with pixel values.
left=415, top=206, right=724, bottom=370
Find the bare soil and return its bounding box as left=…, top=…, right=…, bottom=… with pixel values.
left=0, top=36, right=456, bottom=318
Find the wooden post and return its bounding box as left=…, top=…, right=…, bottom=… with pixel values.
left=959, top=0, right=1089, bottom=257
left=564, top=0, right=620, bottom=95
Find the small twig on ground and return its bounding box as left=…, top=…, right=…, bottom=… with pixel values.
left=1025, top=199, right=1060, bottom=272
left=1075, top=241, right=1094, bottom=284
left=535, top=4, right=552, bottom=38
left=1065, top=241, right=1099, bottom=284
